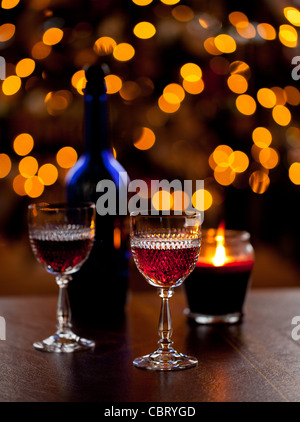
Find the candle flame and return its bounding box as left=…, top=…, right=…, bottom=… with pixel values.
left=212, top=221, right=226, bottom=266
left=215, top=220, right=225, bottom=242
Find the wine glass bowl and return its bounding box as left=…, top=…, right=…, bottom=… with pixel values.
left=28, top=202, right=96, bottom=353
left=130, top=211, right=201, bottom=370
left=131, top=231, right=200, bottom=289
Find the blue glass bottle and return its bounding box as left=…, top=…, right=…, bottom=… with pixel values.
left=66, top=64, right=129, bottom=325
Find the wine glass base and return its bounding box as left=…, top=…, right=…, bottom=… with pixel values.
left=33, top=331, right=95, bottom=353
left=133, top=350, right=198, bottom=371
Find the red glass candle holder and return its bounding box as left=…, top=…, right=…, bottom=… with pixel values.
left=184, top=229, right=254, bottom=324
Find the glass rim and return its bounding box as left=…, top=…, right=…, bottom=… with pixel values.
left=129, top=210, right=201, bottom=218
left=28, top=202, right=96, bottom=212
left=202, top=228, right=250, bottom=242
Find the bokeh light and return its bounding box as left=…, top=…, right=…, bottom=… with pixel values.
left=119, top=81, right=141, bottom=101
left=2, top=75, right=21, bottom=95
left=214, top=34, right=236, bottom=53
left=56, top=147, right=78, bottom=168
left=259, top=147, right=279, bottom=169
left=0, top=23, right=15, bottom=42
left=289, top=162, right=300, bottom=184
left=209, top=144, right=250, bottom=186
left=105, top=74, right=122, bottom=94
left=229, top=61, right=251, bottom=80
left=0, top=1, right=299, bottom=224
left=133, top=22, right=156, bottom=39
left=113, top=43, right=135, bottom=61
left=203, top=37, right=222, bottom=55
left=257, top=23, right=276, bottom=40
left=279, top=24, right=298, bottom=48
left=229, top=151, right=249, bottom=173
left=16, top=58, right=35, bottom=78
left=214, top=166, right=236, bottom=186
left=93, top=37, right=117, bottom=55
left=31, top=41, right=52, bottom=59
left=285, top=86, right=300, bottom=106
left=257, top=88, right=277, bottom=108
left=133, top=127, right=156, bottom=150
left=160, top=0, right=180, bottom=4
left=12, top=174, right=26, bottom=196
left=132, top=0, right=153, bottom=5
left=212, top=145, right=233, bottom=168
left=284, top=7, right=300, bottom=27
left=227, top=74, right=248, bottom=94
left=192, top=189, right=212, bottom=211
left=43, top=27, right=64, bottom=46
left=24, top=176, right=44, bottom=198
left=272, top=105, right=291, bottom=126
left=171, top=190, right=190, bottom=211
left=158, top=95, right=180, bottom=113
left=1, top=0, right=20, bottom=9
left=152, top=190, right=173, bottom=211
left=251, top=144, right=263, bottom=162
left=271, top=86, right=287, bottom=105
left=249, top=170, right=270, bottom=194
left=18, top=156, right=38, bottom=178
left=38, top=164, right=58, bottom=186
left=0, top=154, right=12, bottom=178
left=45, top=90, right=72, bottom=116
left=182, top=78, right=204, bottom=95
left=252, top=127, right=272, bottom=148
left=163, top=83, right=185, bottom=103
left=180, top=63, right=202, bottom=82
left=235, top=94, right=256, bottom=115
left=236, top=22, right=256, bottom=39
left=172, top=5, right=194, bottom=22
left=71, top=70, right=86, bottom=95
left=228, top=11, right=248, bottom=27
left=13, top=133, right=34, bottom=156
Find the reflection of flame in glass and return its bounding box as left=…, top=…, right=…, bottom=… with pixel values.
left=114, top=226, right=121, bottom=250
left=212, top=221, right=226, bottom=267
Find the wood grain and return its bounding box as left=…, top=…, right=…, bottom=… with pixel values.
left=0, top=288, right=299, bottom=402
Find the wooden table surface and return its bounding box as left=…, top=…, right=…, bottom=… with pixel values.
left=0, top=288, right=300, bottom=403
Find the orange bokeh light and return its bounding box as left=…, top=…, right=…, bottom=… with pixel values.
left=43, top=27, right=63, bottom=46
left=0, top=154, right=12, bottom=178
left=56, top=147, right=78, bottom=169
left=13, top=133, right=34, bottom=156
left=113, top=43, right=135, bottom=61
left=93, top=36, right=117, bottom=55
left=235, top=94, right=256, bottom=115
left=133, top=127, right=156, bottom=150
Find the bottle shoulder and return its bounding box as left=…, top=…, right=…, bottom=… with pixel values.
left=65, top=150, right=129, bottom=188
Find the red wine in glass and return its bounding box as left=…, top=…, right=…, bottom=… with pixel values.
left=130, top=211, right=201, bottom=371
left=28, top=202, right=96, bottom=353
left=131, top=237, right=200, bottom=288
left=30, top=225, right=94, bottom=274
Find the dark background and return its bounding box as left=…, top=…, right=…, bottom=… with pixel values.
left=0, top=0, right=300, bottom=294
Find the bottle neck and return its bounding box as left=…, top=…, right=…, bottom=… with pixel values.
left=84, top=91, right=111, bottom=157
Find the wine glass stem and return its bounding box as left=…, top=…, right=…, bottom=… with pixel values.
left=56, top=275, right=72, bottom=334
left=157, top=288, right=174, bottom=352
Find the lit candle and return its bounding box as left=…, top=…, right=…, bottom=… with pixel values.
left=212, top=222, right=227, bottom=267
left=184, top=222, right=255, bottom=324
